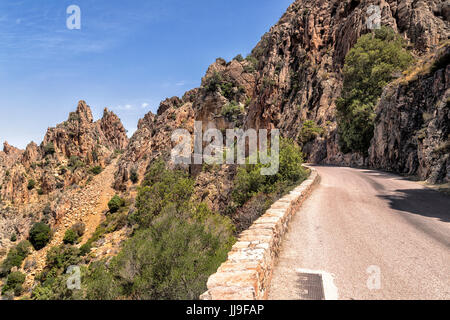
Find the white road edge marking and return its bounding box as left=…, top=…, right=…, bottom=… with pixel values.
left=296, top=268, right=339, bottom=300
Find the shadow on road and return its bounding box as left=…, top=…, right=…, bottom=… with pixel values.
left=378, top=189, right=450, bottom=223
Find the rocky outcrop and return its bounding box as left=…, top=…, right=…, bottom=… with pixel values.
left=21, top=142, right=40, bottom=169
left=243, top=0, right=449, bottom=166
left=370, top=44, right=450, bottom=183
left=113, top=97, right=195, bottom=190
left=113, top=57, right=257, bottom=192
left=0, top=101, right=128, bottom=255
left=100, top=108, right=129, bottom=152
left=112, top=0, right=449, bottom=211
left=2, top=142, right=22, bottom=158
left=42, top=100, right=128, bottom=167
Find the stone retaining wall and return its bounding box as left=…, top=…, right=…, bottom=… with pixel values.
left=200, top=168, right=319, bottom=300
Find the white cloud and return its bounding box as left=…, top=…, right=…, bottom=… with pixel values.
left=141, top=102, right=149, bottom=108
left=116, top=104, right=133, bottom=110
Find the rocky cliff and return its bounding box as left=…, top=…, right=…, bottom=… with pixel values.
left=243, top=0, right=448, bottom=166
left=370, top=43, right=450, bottom=183
left=0, top=101, right=128, bottom=204
left=114, top=0, right=449, bottom=202
left=0, top=101, right=128, bottom=254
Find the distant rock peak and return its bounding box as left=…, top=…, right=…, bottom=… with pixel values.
left=2, top=141, right=21, bottom=155
left=75, top=100, right=94, bottom=123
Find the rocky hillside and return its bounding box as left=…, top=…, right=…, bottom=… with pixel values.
left=0, top=101, right=127, bottom=203
left=0, top=101, right=128, bottom=255
left=370, top=43, right=450, bottom=183
left=114, top=0, right=449, bottom=205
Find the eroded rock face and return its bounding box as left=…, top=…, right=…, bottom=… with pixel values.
left=370, top=46, right=450, bottom=184
left=113, top=58, right=257, bottom=191
left=0, top=100, right=128, bottom=204
left=0, top=100, right=129, bottom=256
left=112, top=0, right=449, bottom=211
left=100, top=108, right=129, bottom=152
left=243, top=0, right=449, bottom=165
left=114, top=98, right=196, bottom=191
left=42, top=100, right=128, bottom=167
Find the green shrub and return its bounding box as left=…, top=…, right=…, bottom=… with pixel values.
left=130, top=169, right=139, bottom=184
left=10, top=233, right=17, bottom=242
left=31, top=249, right=84, bottom=301
left=110, top=207, right=234, bottom=300
left=89, top=166, right=102, bottom=175
left=79, top=243, right=92, bottom=257
left=234, top=54, right=244, bottom=62
left=203, top=71, right=240, bottom=100
left=219, top=82, right=236, bottom=100
left=32, top=274, right=84, bottom=300
left=84, top=262, right=121, bottom=300
left=0, top=241, right=32, bottom=276
left=221, top=102, right=244, bottom=123
left=30, top=285, right=54, bottom=300
left=232, top=138, right=307, bottom=207
left=2, top=271, right=25, bottom=296
left=43, top=143, right=55, bottom=156
left=68, top=156, right=84, bottom=171
left=63, top=229, right=79, bottom=245
left=108, top=195, right=125, bottom=213
left=204, top=71, right=223, bottom=93
left=27, top=179, right=36, bottom=190
left=29, top=222, right=52, bottom=250
left=299, top=120, right=325, bottom=144
left=45, top=245, right=80, bottom=273
left=337, top=27, right=413, bottom=154
left=245, top=55, right=259, bottom=71
left=132, top=160, right=194, bottom=228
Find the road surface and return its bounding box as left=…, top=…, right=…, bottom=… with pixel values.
left=268, top=166, right=450, bottom=300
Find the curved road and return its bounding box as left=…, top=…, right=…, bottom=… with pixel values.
left=268, top=166, right=450, bottom=300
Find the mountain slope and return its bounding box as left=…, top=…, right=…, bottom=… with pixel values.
left=0, top=101, right=128, bottom=257
left=114, top=0, right=449, bottom=203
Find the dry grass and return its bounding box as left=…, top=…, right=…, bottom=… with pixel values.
left=397, top=40, right=450, bottom=86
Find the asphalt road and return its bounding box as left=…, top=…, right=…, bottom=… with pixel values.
left=268, top=166, right=450, bottom=300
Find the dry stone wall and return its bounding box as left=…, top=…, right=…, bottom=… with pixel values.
left=200, top=168, right=319, bottom=300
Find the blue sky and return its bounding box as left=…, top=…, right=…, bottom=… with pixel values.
left=0, top=0, right=293, bottom=149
